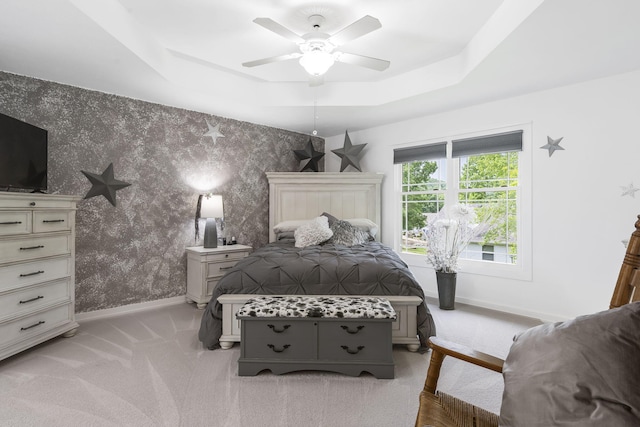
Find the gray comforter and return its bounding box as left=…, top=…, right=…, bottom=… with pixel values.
left=198, top=241, right=436, bottom=350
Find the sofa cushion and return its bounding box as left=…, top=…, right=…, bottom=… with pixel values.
left=500, top=302, right=640, bottom=426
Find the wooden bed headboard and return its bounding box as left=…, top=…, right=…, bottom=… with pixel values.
left=265, top=172, right=384, bottom=242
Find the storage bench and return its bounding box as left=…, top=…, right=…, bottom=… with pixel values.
left=236, top=296, right=396, bottom=379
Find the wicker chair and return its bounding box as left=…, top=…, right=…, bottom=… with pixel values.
left=415, top=215, right=640, bottom=427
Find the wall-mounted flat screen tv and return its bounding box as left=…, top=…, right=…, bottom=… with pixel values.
left=0, top=113, right=48, bottom=192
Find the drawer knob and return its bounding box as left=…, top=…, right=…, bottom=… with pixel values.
left=267, top=344, right=291, bottom=353
left=267, top=324, right=291, bottom=333
left=20, top=320, right=45, bottom=331
left=0, top=221, right=22, bottom=225
left=340, top=325, right=365, bottom=334
left=42, top=219, right=65, bottom=223
left=19, top=295, right=44, bottom=304
left=341, top=345, right=365, bottom=355
left=30, top=202, right=36, bottom=206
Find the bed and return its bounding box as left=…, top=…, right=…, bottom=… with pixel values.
left=198, top=172, right=436, bottom=351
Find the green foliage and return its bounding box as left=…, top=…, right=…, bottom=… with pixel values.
left=401, top=161, right=441, bottom=231
left=459, top=153, right=518, bottom=247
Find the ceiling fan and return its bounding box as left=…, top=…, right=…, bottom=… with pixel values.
left=242, top=14, right=390, bottom=85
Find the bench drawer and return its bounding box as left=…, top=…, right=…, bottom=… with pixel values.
left=242, top=319, right=316, bottom=360
left=318, top=320, right=392, bottom=362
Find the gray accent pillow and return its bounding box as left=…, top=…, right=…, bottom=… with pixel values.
left=326, top=219, right=369, bottom=246
left=500, top=302, right=640, bottom=426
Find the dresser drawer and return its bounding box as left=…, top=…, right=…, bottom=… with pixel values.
left=0, top=278, right=71, bottom=321
left=0, top=235, right=71, bottom=264
left=242, top=319, right=316, bottom=360
left=33, top=210, right=72, bottom=233
left=0, top=304, right=71, bottom=348
left=0, top=256, right=71, bottom=292
left=0, top=211, right=32, bottom=236
left=317, top=320, right=393, bottom=362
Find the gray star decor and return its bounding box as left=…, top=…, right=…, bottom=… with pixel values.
left=294, top=139, right=325, bottom=172
left=81, top=163, right=131, bottom=207
left=203, top=119, right=225, bottom=144
left=540, top=136, right=565, bottom=157
left=332, top=131, right=367, bottom=172
left=620, top=183, right=640, bottom=198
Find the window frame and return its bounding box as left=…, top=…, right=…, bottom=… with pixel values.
left=394, top=123, right=532, bottom=281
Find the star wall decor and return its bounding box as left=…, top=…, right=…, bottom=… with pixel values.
left=331, top=131, right=367, bottom=172
left=620, top=182, right=640, bottom=198
left=81, top=163, right=131, bottom=207
left=540, top=136, right=565, bottom=157
left=293, top=139, right=325, bottom=172
left=203, top=119, right=225, bottom=144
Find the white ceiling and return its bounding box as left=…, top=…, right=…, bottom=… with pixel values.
left=1, top=0, right=640, bottom=138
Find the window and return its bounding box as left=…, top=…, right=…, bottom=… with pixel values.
left=395, top=126, right=531, bottom=279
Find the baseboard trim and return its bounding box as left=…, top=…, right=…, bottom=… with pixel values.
left=422, top=291, right=569, bottom=323
left=76, top=296, right=187, bottom=322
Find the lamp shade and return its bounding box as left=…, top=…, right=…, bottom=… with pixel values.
left=200, top=194, right=223, bottom=218
left=299, top=50, right=335, bottom=76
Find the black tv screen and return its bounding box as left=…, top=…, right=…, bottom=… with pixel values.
left=0, top=113, right=48, bottom=191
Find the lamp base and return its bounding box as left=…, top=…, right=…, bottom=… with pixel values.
left=203, top=218, right=218, bottom=248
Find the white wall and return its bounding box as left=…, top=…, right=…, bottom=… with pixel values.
left=325, top=69, right=640, bottom=322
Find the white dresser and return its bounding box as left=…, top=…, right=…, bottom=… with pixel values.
left=0, top=192, right=80, bottom=361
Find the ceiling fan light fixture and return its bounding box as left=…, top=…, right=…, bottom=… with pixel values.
left=299, top=50, right=335, bottom=76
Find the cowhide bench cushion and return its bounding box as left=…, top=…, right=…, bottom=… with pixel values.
left=236, top=295, right=397, bottom=320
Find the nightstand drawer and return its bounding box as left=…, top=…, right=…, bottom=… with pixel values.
left=203, top=251, right=248, bottom=263
left=0, top=278, right=71, bottom=321
left=33, top=210, right=72, bottom=233
left=0, top=211, right=31, bottom=236
left=0, top=235, right=71, bottom=264
left=0, top=303, right=71, bottom=347
left=0, top=256, right=71, bottom=292
left=207, top=260, right=239, bottom=277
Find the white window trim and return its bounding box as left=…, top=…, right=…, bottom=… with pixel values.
left=393, top=123, right=532, bottom=281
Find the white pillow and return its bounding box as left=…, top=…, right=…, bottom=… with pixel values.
left=294, top=216, right=333, bottom=248
left=344, top=218, right=379, bottom=238
left=273, top=220, right=309, bottom=234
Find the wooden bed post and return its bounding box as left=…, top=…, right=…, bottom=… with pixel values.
left=610, top=215, right=640, bottom=308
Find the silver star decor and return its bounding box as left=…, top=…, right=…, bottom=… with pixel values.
left=294, top=139, right=325, bottom=172
left=81, top=163, right=131, bottom=207
left=203, top=119, right=225, bottom=144
left=332, top=131, right=367, bottom=172
left=620, top=183, right=640, bottom=198
left=540, top=136, right=565, bottom=157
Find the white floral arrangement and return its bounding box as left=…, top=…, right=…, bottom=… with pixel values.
left=423, top=204, right=490, bottom=273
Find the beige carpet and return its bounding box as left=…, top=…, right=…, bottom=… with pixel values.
left=0, top=299, right=541, bottom=427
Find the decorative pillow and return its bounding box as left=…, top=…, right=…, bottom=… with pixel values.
left=500, top=302, right=640, bottom=426
left=321, top=212, right=338, bottom=226
left=294, top=216, right=333, bottom=248
left=344, top=218, right=379, bottom=239
left=326, top=219, right=369, bottom=246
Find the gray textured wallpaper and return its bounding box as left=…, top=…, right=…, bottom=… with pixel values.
left=0, top=71, right=323, bottom=313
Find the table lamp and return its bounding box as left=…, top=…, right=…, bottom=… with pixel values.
left=200, top=194, right=224, bottom=248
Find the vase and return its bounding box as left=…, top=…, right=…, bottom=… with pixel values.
left=436, top=271, right=457, bottom=310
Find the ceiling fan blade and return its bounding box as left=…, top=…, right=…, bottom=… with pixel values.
left=335, top=52, right=390, bottom=71
left=328, top=15, right=382, bottom=46
left=253, top=17, right=305, bottom=44
left=242, top=52, right=302, bottom=68
left=309, top=75, right=324, bottom=87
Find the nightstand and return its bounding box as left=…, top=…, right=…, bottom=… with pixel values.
left=185, top=245, right=252, bottom=309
